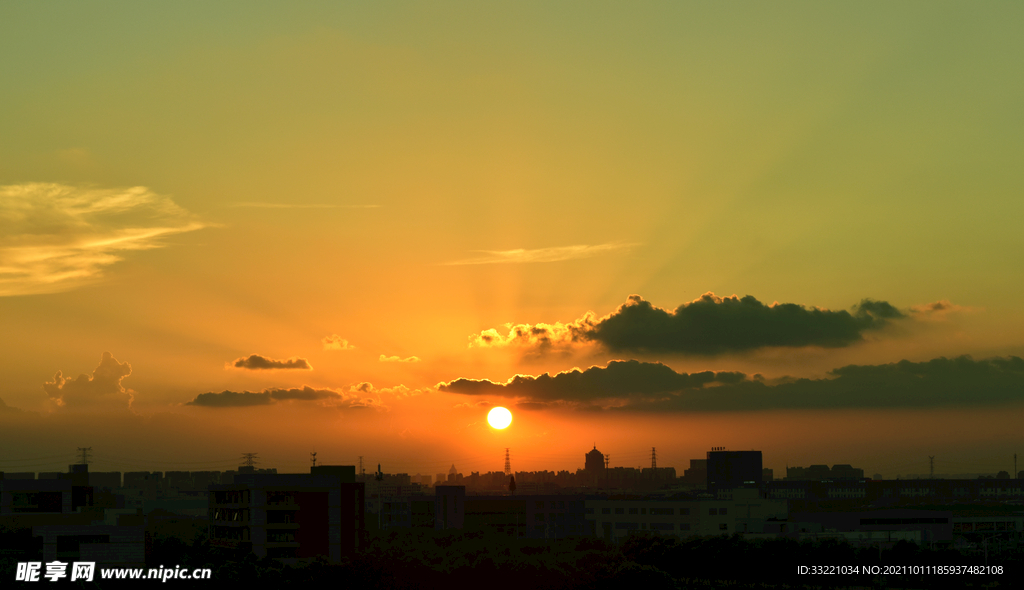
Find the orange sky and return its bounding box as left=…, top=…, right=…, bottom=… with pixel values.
left=2, top=3, right=1024, bottom=479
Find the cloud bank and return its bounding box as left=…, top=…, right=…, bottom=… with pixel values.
left=439, top=356, right=1024, bottom=412
left=42, top=352, right=134, bottom=410
left=0, top=183, right=207, bottom=296
left=471, top=293, right=914, bottom=356
left=186, top=386, right=382, bottom=409
left=231, top=354, right=312, bottom=370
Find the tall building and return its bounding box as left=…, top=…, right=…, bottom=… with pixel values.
left=585, top=445, right=605, bottom=475
left=707, top=450, right=762, bottom=493
left=208, top=465, right=364, bottom=563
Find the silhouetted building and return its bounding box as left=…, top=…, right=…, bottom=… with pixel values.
left=682, top=459, right=707, bottom=487
left=787, top=464, right=864, bottom=481
left=707, top=450, right=762, bottom=493
left=208, top=465, right=363, bottom=563
left=436, top=485, right=465, bottom=530
left=587, top=488, right=787, bottom=543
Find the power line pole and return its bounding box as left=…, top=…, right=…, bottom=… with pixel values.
left=241, top=453, right=259, bottom=467
left=77, top=447, right=92, bottom=465
left=605, top=455, right=610, bottom=469
left=310, top=452, right=317, bottom=468
left=503, top=448, right=511, bottom=477
left=651, top=447, right=657, bottom=470
left=359, top=456, right=364, bottom=478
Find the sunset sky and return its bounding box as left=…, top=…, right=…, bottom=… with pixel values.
left=2, top=3, right=1023, bottom=480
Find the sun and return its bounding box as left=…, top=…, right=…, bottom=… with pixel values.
left=487, top=406, right=512, bottom=429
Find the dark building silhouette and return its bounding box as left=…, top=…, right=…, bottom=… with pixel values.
left=707, top=450, right=762, bottom=493
left=682, top=459, right=707, bottom=487
left=208, top=465, right=364, bottom=563
left=585, top=446, right=605, bottom=479
left=435, top=485, right=465, bottom=530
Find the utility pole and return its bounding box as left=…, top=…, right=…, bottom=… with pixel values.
left=652, top=447, right=657, bottom=470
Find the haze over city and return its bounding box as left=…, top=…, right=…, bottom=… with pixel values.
left=2, top=2, right=1023, bottom=484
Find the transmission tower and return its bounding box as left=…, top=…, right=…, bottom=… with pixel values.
left=929, top=456, right=934, bottom=479
left=651, top=447, right=657, bottom=470
left=359, top=456, right=364, bottom=477
left=77, top=447, right=92, bottom=465
left=241, top=453, right=259, bottom=467
left=605, top=455, right=610, bottom=469
left=310, top=452, right=317, bottom=468
left=503, top=448, right=512, bottom=477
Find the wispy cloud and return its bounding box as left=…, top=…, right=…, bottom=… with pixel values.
left=379, top=355, right=420, bottom=363
left=0, top=183, right=208, bottom=296
left=442, top=242, right=637, bottom=266
left=227, top=203, right=380, bottom=209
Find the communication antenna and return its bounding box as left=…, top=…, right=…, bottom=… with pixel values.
left=503, top=448, right=512, bottom=477
left=77, top=447, right=92, bottom=465
left=241, top=453, right=259, bottom=467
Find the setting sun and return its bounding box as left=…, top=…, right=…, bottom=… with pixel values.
left=487, top=406, right=512, bottom=429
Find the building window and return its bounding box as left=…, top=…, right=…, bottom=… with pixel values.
left=615, top=508, right=624, bottom=515
left=650, top=523, right=674, bottom=531
left=719, top=508, right=727, bottom=515
left=536, top=501, right=544, bottom=509
left=629, top=508, right=638, bottom=515
left=719, top=523, right=728, bottom=531
left=615, top=522, right=639, bottom=530
left=602, top=508, right=610, bottom=515
left=709, top=508, right=718, bottom=515
left=651, top=508, right=674, bottom=516
left=641, top=508, right=647, bottom=515
left=679, top=523, right=690, bottom=531
left=680, top=508, right=690, bottom=516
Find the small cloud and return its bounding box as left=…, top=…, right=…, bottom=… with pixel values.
left=231, top=354, right=313, bottom=370
left=42, top=352, right=135, bottom=410
left=443, top=242, right=637, bottom=266
left=910, top=300, right=977, bottom=320
left=379, top=355, right=420, bottom=363
left=322, top=334, right=355, bottom=351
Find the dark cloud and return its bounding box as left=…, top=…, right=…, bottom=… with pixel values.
left=231, top=354, right=312, bottom=370
left=187, top=391, right=273, bottom=407
left=440, top=360, right=744, bottom=402
left=589, top=294, right=903, bottom=355
left=186, top=386, right=380, bottom=409
left=471, top=293, right=911, bottom=356
left=439, top=356, right=1024, bottom=412
left=42, top=352, right=134, bottom=410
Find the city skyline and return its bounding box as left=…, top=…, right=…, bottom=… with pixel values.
left=2, top=3, right=1024, bottom=482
